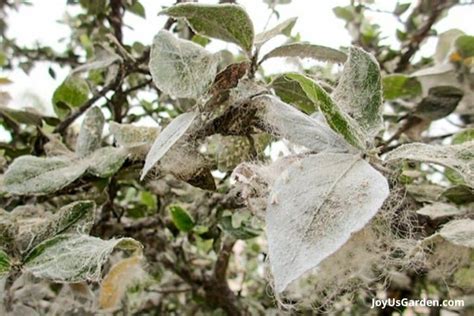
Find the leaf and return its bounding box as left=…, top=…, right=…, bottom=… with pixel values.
left=141, top=111, right=197, bottom=180
left=0, top=249, right=11, bottom=277
left=455, top=35, right=474, bottom=58
left=0, top=106, right=56, bottom=126
left=109, top=122, right=159, bottom=148
left=416, top=202, right=465, bottom=220
left=126, top=1, right=146, bottom=18
left=255, top=95, right=351, bottom=153
left=149, top=30, right=219, bottom=99
left=161, top=3, right=254, bottom=52
left=438, top=219, right=474, bottom=248
left=283, top=74, right=365, bottom=149
left=382, top=74, right=422, bottom=100
left=71, top=44, right=122, bottom=75
left=219, top=216, right=261, bottom=240
left=434, top=29, right=464, bottom=63
left=332, top=46, right=383, bottom=139
left=333, top=6, right=355, bottom=22
left=254, top=17, right=297, bottom=47
left=23, top=234, right=142, bottom=283
left=385, top=142, right=474, bottom=187
left=75, top=107, right=104, bottom=157
left=52, top=75, right=90, bottom=118
left=86, top=146, right=128, bottom=178
left=260, top=43, right=347, bottom=64
left=394, top=2, right=411, bottom=15
left=99, top=255, right=143, bottom=310
left=2, top=155, right=88, bottom=195
left=169, top=205, right=194, bottom=232
left=452, top=128, right=474, bottom=144
left=271, top=75, right=315, bottom=114
left=442, top=185, right=474, bottom=205
left=266, top=153, right=389, bottom=292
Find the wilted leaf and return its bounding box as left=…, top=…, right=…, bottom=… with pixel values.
left=382, top=74, right=422, bottom=100
left=283, top=74, right=366, bottom=149
left=385, top=142, right=474, bottom=187
left=75, top=106, right=104, bottom=157
left=416, top=202, right=465, bottom=220
left=52, top=75, right=90, bottom=118
left=332, top=46, right=383, bottom=139
left=169, top=205, right=194, bottom=232
left=109, top=122, right=159, bottom=148
left=260, top=43, right=347, bottom=64
left=149, top=30, right=218, bottom=99
left=99, top=255, right=143, bottom=310
left=254, top=17, right=297, bottom=47
left=161, top=3, right=254, bottom=52
left=141, top=111, right=197, bottom=180
left=266, top=153, right=389, bottom=292
left=23, top=234, right=142, bottom=282
left=2, top=155, right=88, bottom=195
left=438, top=219, right=474, bottom=248
left=255, top=95, right=351, bottom=153
left=0, top=249, right=11, bottom=277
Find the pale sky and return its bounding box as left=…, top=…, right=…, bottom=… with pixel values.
left=1, top=0, right=473, bottom=132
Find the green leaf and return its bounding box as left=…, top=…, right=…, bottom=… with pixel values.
left=394, top=2, right=411, bottom=16
left=24, top=234, right=142, bottom=282
left=52, top=75, right=90, bottom=118
left=161, top=3, right=254, bottom=52
left=169, top=205, right=194, bottom=232
left=442, top=185, right=474, bottom=205
left=386, top=142, right=474, bottom=187
left=127, top=1, right=146, bottom=18
left=219, top=216, right=261, bottom=240
left=452, top=129, right=474, bottom=144
left=284, top=73, right=365, bottom=149
left=149, top=30, right=218, bottom=99
left=141, top=111, right=197, bottom=180
left=254, top=17, right=297, bottom=47
left=333, top=6, right=355, bottom=22
left=260, top=43, right=347, bottom=64
left=0, top=249, right=11, bottom=277
left=455, top=35, right=474, bottom=58
left=382, top=74, right=422, bottom=100
left=271, top=75, right=315, bottom=114
left=75, top=106, right=104, bottom=157
left=332, top=46, right=383, bottom=140
left=0, top=106, right=58, bottom=126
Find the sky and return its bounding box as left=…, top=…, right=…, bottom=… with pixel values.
left=1, top=0, right=473, bottom=137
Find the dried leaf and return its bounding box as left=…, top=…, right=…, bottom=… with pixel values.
left=149, top=30, right=218, bottom=99
left=260, top=43, right=347, bottom=64
left=161, top=3, right=254, bottom=52
left=23, top=234, right=142, bottom=283
left=266, top=153, right=389, bottom=292
left=141, top=111, right=197, bottom=180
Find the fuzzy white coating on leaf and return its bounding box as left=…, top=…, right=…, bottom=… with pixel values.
left=75, top=106, right=105, bottom=157
left=438, top=219, right=474, bottom=248
left=266, top=153, right=389, bottom=292
left=149, top=30, right=218, bottom=99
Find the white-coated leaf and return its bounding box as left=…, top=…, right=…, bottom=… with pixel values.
left=255, top=95, right=351, bottom=153
left=438, top=219, right=474, bottom=248
left=71, top=44, right=121, bottom=75
left=141, top=111, right=197, bottom=180
left=385, top=141, right=474, bottom=187
left=23, top=234, right=142, bottom=283
left=149, top=30, right=218, bottom=99
left=332, top=46, right=383, bottom=139
left=75, top=106, right=104, bottom=157
left=434, top=29, right=464, bottom=64
left=2, top=156, right=88, bottom=195
left=260, top=42, right=347, bottom=64
left=109, top=122, right=159, bottom=148
left=254, top=17, right=297, bottom=47
left=416, top=202, right=465, bottom=220
left=266, top=153, right=389, bottom=292
left=86, top=146, right=129, bottom=178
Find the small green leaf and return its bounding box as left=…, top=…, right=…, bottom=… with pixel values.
left=332, top=46, right=383, bottom=140
left=0, top=249, right=11, bottom=277
left=285, top=73, right=365, bottom=149
left=24, top=234, right=142, bottom=282
left=127, top=1, right=146, bottom=18
left=52, top=75, right=90, bottom=118
left=442, top=185, right=474, bottom=205
left=271, top=75, right=315, bottom=114
left=333, top=6, right=355, bottom=21
left=169, top=205, right=194, bottom=232
left=75, top=106, right=104, bottom=157
left=254, top=17, right=297, bottom=47
left=149, top=30, right=218, bottom=98
left=382, top=74, right=422, bottom=100
left=260, top=43, right=347, bottom=64
left=394, top=2, right=411, bottom=16
left=452, top=129, right=474, bottom=144
left=161, top=3, right=254, bottom=52
left=455, top=35, right=474, bottom=58
left=219, top=216, right=261, bottom=240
